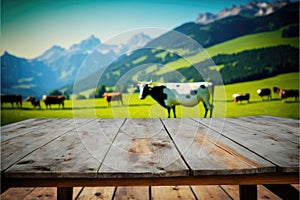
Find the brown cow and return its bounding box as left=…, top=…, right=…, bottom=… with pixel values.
left=103, top=92, right=123, bottom=106
left=42, top=95, right=65, bottom=109
left=232, top=93, right=250, bottom=103
left=26, top=96, right=41, bottom=108
left=273, top=87, right=299, bottom=102
left=0, top=94, right=22, bottom=108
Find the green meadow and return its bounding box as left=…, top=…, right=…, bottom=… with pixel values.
left=1, top=73, right=299, bottom=126
left=154, top=26, right=299, bottom=75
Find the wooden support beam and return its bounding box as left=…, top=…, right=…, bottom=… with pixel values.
left=2, top=173, right=298, bottom=189
left=57, top=187, right=73, bottom=200
left=239, top=185, right=257, bottom=200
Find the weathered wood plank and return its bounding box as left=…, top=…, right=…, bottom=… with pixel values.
left=98, top=118, right=189, bottom=178
left=220, top=185, right=239, bottom=199
left=1, top=118, right=59, bottom=141
left=151, top=186, right=196, bottom=200
left=191, top=185, right=232, bottom=200
left=1, top=119, right=79, bottom=171
left=5, top=119, right=125, bottom=178
left=225, top=116, right=299, bottom=143
left=197, top=117, right=299, bottom=172
left=255, top=116, right=299, bottom=133
left=3, top=185, right=294, bottom=200
left=23, top=187, right=56, bottom=200
left=219, top=185, right=282, bottom=200
left=220, top=185, right=283, bottom=200
left=1, top=117, right=299, bottom=195
left=162, top=118, right=275, bottom=176
left=4, top=187, right=82, bottom=200
left=0, top=188, right=36, bottom=200
left=76, top=187, right=115, bottom=200
left=1, top=118, right=38, bottom=130
left=2, top=173, right=298, bottom=188
left=114, top=186, right=149, bottom=200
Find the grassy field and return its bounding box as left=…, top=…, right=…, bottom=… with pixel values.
left=1, top=73, right=299, bottom=126
left=154, top=26, right=299, bottom=76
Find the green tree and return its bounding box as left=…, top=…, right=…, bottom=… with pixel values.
left=76, top=94, right=86, bottom=100
left=48, top=89, right=62, bottom=96
left=63, top=91, right=70, bottom=100
left=92, top=84, right=106, bottom=98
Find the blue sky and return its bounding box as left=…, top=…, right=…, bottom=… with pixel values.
left=0, top=0, right=289, bottom=58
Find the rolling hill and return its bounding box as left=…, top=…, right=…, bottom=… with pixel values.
left=72, top=1, right=298, bottom=95
left=1, top=1, right=299, bottom=98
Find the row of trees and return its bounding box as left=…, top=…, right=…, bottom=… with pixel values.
left=162, top=45, right=299, bottom=85
left=50, top=44, right=298, bottom=98
left=48, top=89, right=70, bottom=99
left=50, top=84, right=116, bottom=100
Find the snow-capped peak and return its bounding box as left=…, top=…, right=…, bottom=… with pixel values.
left=127, top=32, right=152, bottom=47
left=36, top=45, right=65, bottom=62
left=70, top=34, right=101, bottom=52
left=34, top=33, right=153, bottom=65
left=196, top=0, right=290, bottom=24
left=123, top=32, right=152, bottom=53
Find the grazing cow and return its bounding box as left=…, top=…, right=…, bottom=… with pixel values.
left=273, top=87, right=299, bottom=102
left=257, top=88, right=271, bottom=101
left=42, top=95, right=65, bottom=109
left=26, top=96, right=41, bottom=108
left=0, top=94, right=22, bottom=108
left=103, top=92, right=123, bottom=106
left=137, top=80, right=213, bottom=118
left=232, top=93, right=250, bottom=103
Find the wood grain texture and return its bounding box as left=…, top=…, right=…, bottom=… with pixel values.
left=2, top=173, right=298, bottom=189
left=151, top=186, right=196, bottom=200
left=199, top=117, right=299, bottom=172
left=5, top=119, right=124, bottom=178
left=4, top=185, right=297, bottom=200
left=77, top=187, right=115, bottom=200
left=0, top=188, right=36, bottom=200
left=226, top=116, right=299, bottom=143
left=162, top=118, right=275, bottom=175
left=23, top=187, right=56, bottom=200
left=1, top=117, right=299, bottom=194
left=191, top=185, right=232, bottom=200
left=99, top=118, right=189, bottom=178
left=221, top=185, right=283, bottom=200
left=1, top=118, right=51, bottom=141
left=1, top=119, right=77, bottom=171
left=114, top=186, right=149, bottom=200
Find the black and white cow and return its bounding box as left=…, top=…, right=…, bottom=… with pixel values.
left=137, top=80, right=213, bottom=118
left=257, top=88, right=271, bottom=101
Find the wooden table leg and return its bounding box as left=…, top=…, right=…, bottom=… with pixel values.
left=57, top=187, right=73, bottom=200
left=263, top=184, right=299, bottom=200
left=239, top=185, right=257, bottom=200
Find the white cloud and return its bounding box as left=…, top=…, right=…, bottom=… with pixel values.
left=13, top=84, right=36, bottom=89
left=18, top=77, right=33, bottom=83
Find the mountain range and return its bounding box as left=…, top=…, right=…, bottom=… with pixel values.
left=196, top=0, right=290, bottom=24
left=1, top=1, right=299, bottom=98
left=1, top=33, right=152, bottom=97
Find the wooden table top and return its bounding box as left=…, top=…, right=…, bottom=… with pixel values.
left=1, top=116, right=299, bottom=184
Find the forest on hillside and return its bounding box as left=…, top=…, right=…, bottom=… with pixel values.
left=163, top=45, right=299, bottom=85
